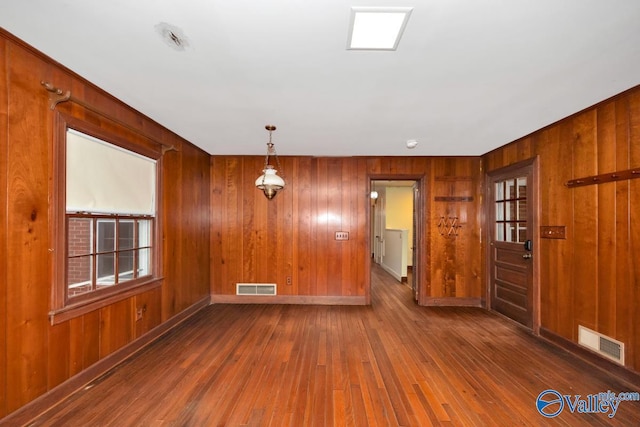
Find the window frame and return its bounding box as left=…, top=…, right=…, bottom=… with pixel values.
left=50, top=112, right=163, bottom=325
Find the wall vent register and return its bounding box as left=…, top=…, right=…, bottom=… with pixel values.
left=236, top=283, right=277, bottom=296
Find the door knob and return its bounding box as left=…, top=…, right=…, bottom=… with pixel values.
left=522, top=253, right=532, bottom=259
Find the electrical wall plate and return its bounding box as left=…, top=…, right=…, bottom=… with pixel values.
left=540, top=226, right=566, bottom=239
left=335, top=231, right=349, bottom=241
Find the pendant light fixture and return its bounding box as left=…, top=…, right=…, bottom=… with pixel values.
left=255, top=125, right=285, bottom=200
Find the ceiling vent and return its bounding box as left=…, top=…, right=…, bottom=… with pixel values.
left=155, top=22, right=189, bottom=51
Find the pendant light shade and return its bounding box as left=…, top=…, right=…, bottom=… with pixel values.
left=255, top=165, right=285, bottom=199
left=256, top=125, right=285, bottom=200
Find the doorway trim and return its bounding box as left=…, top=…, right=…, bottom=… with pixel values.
left=484, top=156, right=540, bottom=334
left=367, top=174, right=427, bottom=305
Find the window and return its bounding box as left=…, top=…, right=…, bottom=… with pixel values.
left=67, top=215, right=153, bottom=297
left=494, top=177, right=527, bottom=243
left=51, top=114, right=162, bottom=322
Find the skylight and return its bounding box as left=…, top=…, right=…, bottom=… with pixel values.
left=347, top=7, right=413, bottom=51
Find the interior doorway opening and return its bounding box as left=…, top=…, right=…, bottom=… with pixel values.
left=370, top=178, right=422, bottom=302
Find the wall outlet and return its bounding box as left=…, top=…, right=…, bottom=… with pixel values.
left=286, top=276, right=292, bottom=285
left=335, top=231, right=349, bottom=241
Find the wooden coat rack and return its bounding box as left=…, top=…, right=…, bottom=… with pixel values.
left=565, top=167, right=640, bottom=188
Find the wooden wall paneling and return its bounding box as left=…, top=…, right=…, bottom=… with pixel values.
left=422, top=159, right=433, bottom=303
left=614, top=96, right=632, bottom=367
left=134, top=287, right=162, bottom=339
left=276, top=157, right=293, bottom=295
left=536, top=127, right=558, bottom=334
left=5, top=41, right=50, bottom=413
left=432, top=160, right=451, bottom=297
left=161, top=147, right=183, bottom=318
left=67, top=316, right=85, bottom=377
left=596, top=101, right=618, bottom=338
left=187, top=142, right=211, bottom=304
left=296, top=157, right=312, bottom=295
left=47, top=321, right=71, bottom=390
left=628, top=90, right=640, bottom=370
left=0, top=35, right=8, bottom=419
left=316, top=158, right=329, bottom=296
left=82, top=310, right=101, bottom=371
left=551, top=123, right=575, bottom=340
left=630, top=176, right=640, bottom=371
left=159, top=140, right=210, bottom=312
left=266, top=159, right=280, bottom=286
left=571, top=111, right=599, bottom=337
left=357, top=158, right=370, bottom=302
left=212, top=157, right=236, bottom=295
left=99, top=299, right=133, bottom=358
left=517, top=136, right=535, bottom=161
left=243, top=157, right=260, bottom=284
left=327, top=158, right=343, bottom=296
left=209, top=157, right=222, bottom=295
left=342, top=159, right=356, bottom=296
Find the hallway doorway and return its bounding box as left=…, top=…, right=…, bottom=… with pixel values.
left=370, top=178, right=423, bottom=303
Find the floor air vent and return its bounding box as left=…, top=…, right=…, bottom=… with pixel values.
left=236, top=283, right=277, bottom=296
left=578, top=325, right=624, bottom=365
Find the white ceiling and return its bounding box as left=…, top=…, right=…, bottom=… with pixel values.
left=2, top=1, right=640, bottom=156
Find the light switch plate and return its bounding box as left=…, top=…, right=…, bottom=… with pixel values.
left=335, top=231, right=349, bottom=241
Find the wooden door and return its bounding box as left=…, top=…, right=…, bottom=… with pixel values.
left=488, top=161, right=536, bottom=328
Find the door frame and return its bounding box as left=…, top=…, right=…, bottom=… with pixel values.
left=484, top=157, right=541, bottom=334
left=367, top=174, right=426, bottom=305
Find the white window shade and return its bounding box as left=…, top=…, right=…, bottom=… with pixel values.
left=66, top=129, right=156, bottom=215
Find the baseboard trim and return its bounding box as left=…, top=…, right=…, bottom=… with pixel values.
left=422, top=297, right=482, bottom=307
left=539, top=327, right=640, bottom=387
left=1, top=296, right=211, bottom=426
left=211, top=294, right=367, bottom=305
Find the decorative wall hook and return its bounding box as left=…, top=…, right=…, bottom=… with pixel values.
left=437, top=216, right=461, bottom=237
left=41, top=81, right=71, bottom=110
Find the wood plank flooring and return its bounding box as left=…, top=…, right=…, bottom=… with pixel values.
left=27, top=265, right=640, bottom=426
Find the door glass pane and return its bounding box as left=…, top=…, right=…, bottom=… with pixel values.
left=517, top=177, right=527, bottom=198
left=496, top=202, right=504, bottom=221
left=496, top=224, right=505, bottom=241
left=518, top=226, right=527, bottom=243
left=506, top=223, right=516, bottom=242
left=506, top=201, right=516, bottom=220
left=518, top=200, right=527, bottom=221
left=506, top=179, right=516, bottom=199
left=495, top=182, right=504, bottom=200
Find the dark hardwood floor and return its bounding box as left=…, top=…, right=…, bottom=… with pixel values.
left=26, top=265, right=640, bottom=426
